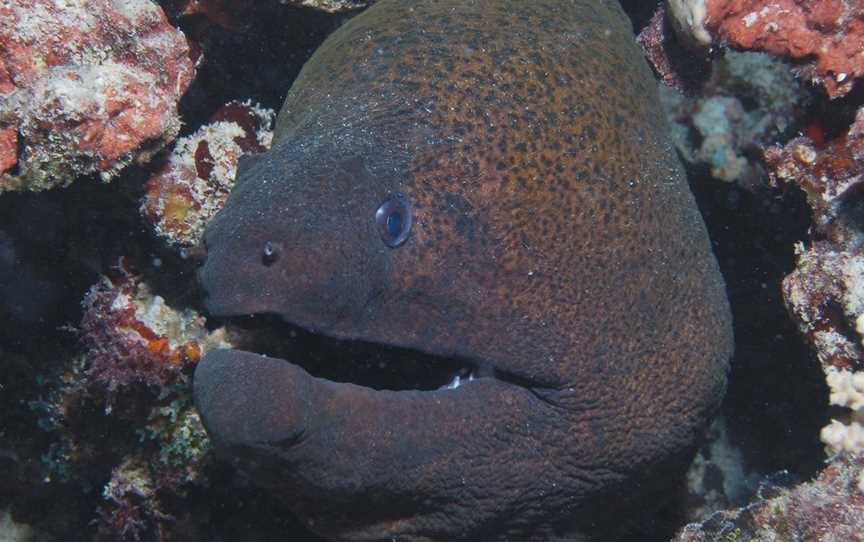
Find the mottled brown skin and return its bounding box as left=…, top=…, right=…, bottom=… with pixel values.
left=194, top=1, right=733, bottom=541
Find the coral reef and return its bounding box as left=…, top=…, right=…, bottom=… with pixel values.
left=770, top=106, right=864, bottom=455
left=141, top=100, right=275, bottom=248
left=638, top=4, right=711, bottom=94
left=0, top=0, right=195, bottom=192
left=80, top=258, right=229, bottom=391
left=666, top=0, right=864, bottom=98
left=0, top=2, right=337, bottom=539
left=165, top=0, right=368, bottom=29
left=822, top=369, right=864, bottom=454
left=682, top=417, right=761, bottom=523
left=676, top=453, right=864, bottom=541
left=23, top=263, right=228, bottom=539
left=767, top=107, right=864, bottom=230
left=653, top=1, right=864, bottom=535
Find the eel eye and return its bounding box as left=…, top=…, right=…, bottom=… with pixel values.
left=375, top=193, right=413, bottom=248
left=262, top=241, right=278, bottom=266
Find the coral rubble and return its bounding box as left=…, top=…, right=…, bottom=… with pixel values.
left=0, top=0, right=195, bottom=192
left=141, top=100, right=275, bottom=249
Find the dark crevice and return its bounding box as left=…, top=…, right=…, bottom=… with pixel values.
left=689, top=172, right=828, bottom=482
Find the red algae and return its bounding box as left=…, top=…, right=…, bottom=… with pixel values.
left=80, top=258, right=228, bottom=391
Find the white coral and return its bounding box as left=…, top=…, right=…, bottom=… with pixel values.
left=821, top=419, right=864, bottom=454
left=821, top=368, right=864, bottom=454
left=826, top=369, right=864, bottom=411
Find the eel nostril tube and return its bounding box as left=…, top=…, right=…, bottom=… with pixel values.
left=181, top=244, right=208, bottom=265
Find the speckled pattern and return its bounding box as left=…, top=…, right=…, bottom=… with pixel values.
left=195, top=1, right=733, bottom=540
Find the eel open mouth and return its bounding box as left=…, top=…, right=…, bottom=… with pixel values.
left=210, top=314, right=481, bottom=391
left=193, top=307, right=560, bottom=457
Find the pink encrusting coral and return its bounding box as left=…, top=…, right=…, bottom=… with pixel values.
left=80, top=258, right=229, bottom=391
left=0, top=0, right=196, bottom=192
left=141, top=100, right=275, bottom=248
left=666, top=0, right=864, bottom=98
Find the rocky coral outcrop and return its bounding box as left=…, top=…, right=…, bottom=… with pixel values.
left=661, top=50, right=808, bottom=190
left=141, top=100, right=275, bottom=249
left=0, top=0, right=195, bottom=192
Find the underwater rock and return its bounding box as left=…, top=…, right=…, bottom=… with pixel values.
left=94, top=406, right=211, bottom=541
left=766, top=107, right=864, bottom=231
left=96, top=458, right=158, bottom=541
left=35, top=263, right=226, bottom=539
left=676, top=453, right=864, bottom=541
left=667, top=0, right=864, bottom=98
left=0, top=0, right=195, bottom=192
left=10, top=263, right=223, bottom=541
left=80, top=259, right=229, bottom=392
left=142, top=100, right=275, bottom=249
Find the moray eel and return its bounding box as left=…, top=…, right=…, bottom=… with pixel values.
left=194, top=0, right=733, bottom=540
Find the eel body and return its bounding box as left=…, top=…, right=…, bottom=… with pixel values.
left=194, top=1, right=734, bottom=540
